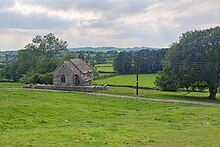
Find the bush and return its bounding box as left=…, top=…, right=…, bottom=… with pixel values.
left=20, top=72, right=53, bottom=84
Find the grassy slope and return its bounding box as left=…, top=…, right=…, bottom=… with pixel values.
left=1, top=89, right=220, bottom=146
left=94, top=74, right=157, bottom=88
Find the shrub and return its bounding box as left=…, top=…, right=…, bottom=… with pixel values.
left=20, top=72, right=53, bottom=84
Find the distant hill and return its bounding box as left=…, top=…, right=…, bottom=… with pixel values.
left=68, top=47, right=161, bottom=52
left=1, top=47, right=162, bottom=53
left=0, top=47, right=163, bottom=64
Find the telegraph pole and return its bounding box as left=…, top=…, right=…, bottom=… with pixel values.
left=136, top=64, right=139, bottom=95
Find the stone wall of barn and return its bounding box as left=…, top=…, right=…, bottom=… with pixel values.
left=53, top=63, right=93, bottom=87
left=53, top=64, right=74, bottom=87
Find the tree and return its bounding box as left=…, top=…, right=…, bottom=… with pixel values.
left=29, top=33, right=67, bottom=58
left=63, top=52, right=76, bottom=61
left=113, top=52, right=133, bottom=74
left=113, top=49, right=166, bottom=74
left=155, top=26, right=220, bottom=100
left=4, top=33, right=67, bottom=82
left=95, top=52, right=107, bottom=64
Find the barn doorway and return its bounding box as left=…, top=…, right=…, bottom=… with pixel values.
left=61, top=75, right=65, bottom=83
left=75, top=75, right=80, bottom=86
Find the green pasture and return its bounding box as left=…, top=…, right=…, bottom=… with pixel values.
left=95, top=64, right=114, bottom=73
left=1, top=88, right=220, bottom=146
left=100, top=87, right=220, bottom=102
left=96, top=66, right=114, bottom=72
left=95, top=64, right=112, bottom=67
left=0, top=82, right=24, bottom=88
left=94, top=74, right=157, bottom=88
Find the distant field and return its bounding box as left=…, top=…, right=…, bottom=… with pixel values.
left=97, top=66, right=114, bottom=72
left=95, top=64, right=112, bottom=67
left=95, top=64, right=115, bottom=73
left=94, top=74, right=158, bottom=88
left=1, top=88, right=220, bottom=146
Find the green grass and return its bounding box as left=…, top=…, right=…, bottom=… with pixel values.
left=1, top=89, right=220, bottom=146
left=94, top=73, right=220, bottom=102
left=95, top=64, right=113, bottom=67
left=0, top=82, right=24, bottom=88
left=97, top=66, right=114, bottom=72
left=95, top=64, right=114, bottom=72
left=99, top=87, right=220, bottom=102
left=94, top=74, right=158, bottom=88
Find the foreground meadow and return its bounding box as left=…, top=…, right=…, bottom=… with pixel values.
left=1, top=88, right=220, bottom=146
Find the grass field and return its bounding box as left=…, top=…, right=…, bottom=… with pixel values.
left=1, top=88, right=220, bottom=146
left=94, top=74, right=157, bottom=88
left=100, top=87, right=220, bottom=102
left=0, top=82, right=24, bottom=88
left=95, top=64, right=114, bottom=73
left=97, top=66, right=114, bottom=72
left=95, top=64, right=113, bottom=67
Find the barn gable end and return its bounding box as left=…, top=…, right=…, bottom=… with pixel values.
left=53, top=59, right=93, bottom=87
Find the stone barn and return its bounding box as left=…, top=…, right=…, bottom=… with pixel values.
left=53, top=59, right=93, bottom=87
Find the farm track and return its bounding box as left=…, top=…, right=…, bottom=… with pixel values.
left=6, top=88, right=220, bottom=107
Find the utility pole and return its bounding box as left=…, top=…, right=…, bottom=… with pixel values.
left=136, top=64, right=139, bottom=95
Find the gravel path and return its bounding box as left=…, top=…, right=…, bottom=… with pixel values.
left=7, top=88, right=220, bottom=107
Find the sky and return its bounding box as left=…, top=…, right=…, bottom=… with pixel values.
left=0, top=0, right=220, bottom=51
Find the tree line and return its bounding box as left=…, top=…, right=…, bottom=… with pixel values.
left=113, top=49, right=167, bottom=74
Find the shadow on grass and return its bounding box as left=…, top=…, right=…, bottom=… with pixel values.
left=153, top=90, right=220, bottom=103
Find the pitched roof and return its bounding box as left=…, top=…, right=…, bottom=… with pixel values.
left=64, top=61, right=78, bottom=74
left=70, top=59, right=93, bottom=74
left=54, top=59, right=93, bottom=75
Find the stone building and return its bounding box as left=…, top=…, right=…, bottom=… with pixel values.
left=53, top=59, right=93, bottom=87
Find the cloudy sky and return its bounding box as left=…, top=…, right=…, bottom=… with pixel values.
left=0, top=0, right=220, bottom=50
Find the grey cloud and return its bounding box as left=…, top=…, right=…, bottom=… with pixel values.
left=0, top=0, right=14, bottom=8
left=0, top=0, right=220, bottom=50
left=21, top=0, right=152, bottom=16
left=0, top=11, right=74, bottom=29
left=174, top=5, right=220, bottom=31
